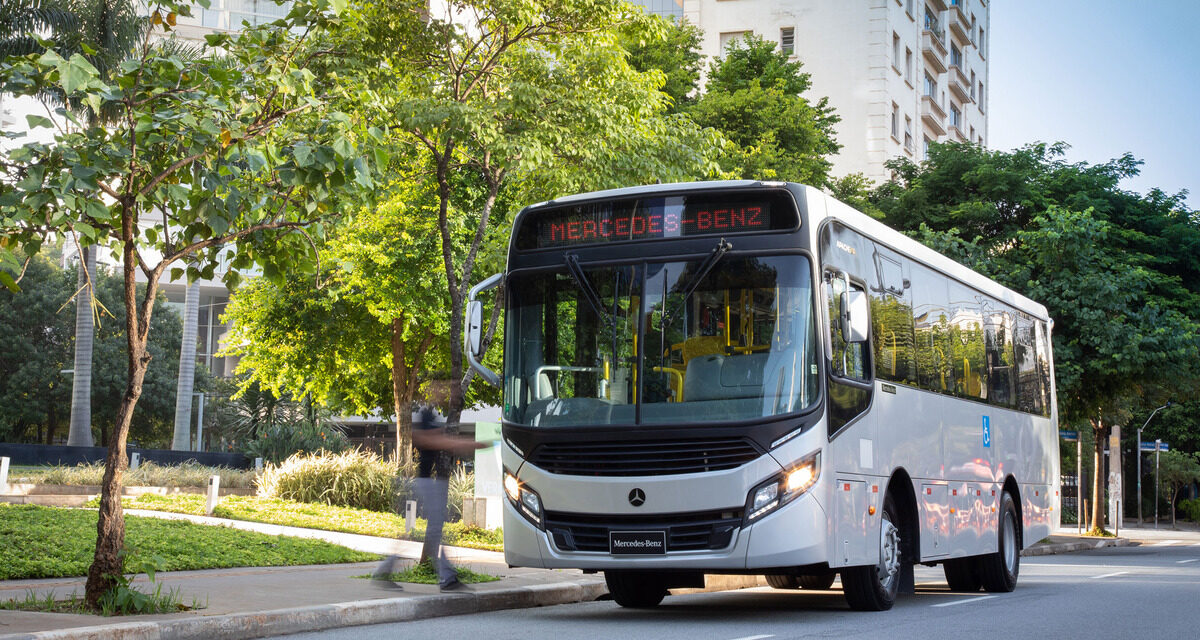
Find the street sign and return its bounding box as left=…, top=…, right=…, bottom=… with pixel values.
left=1059, top=430, right=1079, bottom=441
left=1140, top=441, right=1170, bottom=451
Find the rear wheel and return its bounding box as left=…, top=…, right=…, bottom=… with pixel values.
left=605, top=570, right=668, bottom=608
left=765, top=574, right=799, bottom=589
left=978, top=491, right=1020, bottom=592
left=942, top=557, right=982, bottom=592
left=841, top=494, right=902, bottom=611
left=797, top=572, right=837, bottom=590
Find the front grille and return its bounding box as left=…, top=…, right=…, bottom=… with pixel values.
left=529, top=437, right=761, bottom=476
left=544, top=509, right=743, bottom=553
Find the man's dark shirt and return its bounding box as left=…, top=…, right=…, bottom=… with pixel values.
left=414, top=406, right=439, bottom=479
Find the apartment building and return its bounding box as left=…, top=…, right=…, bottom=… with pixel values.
left=632, top=0, right=990, bottom=184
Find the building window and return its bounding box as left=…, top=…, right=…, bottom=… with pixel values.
left=969, top=125, right=975, bottom=140
left=923, top=72, right=937, bottom=98
left=978, top=81, right=985, bottom=109
left=950, top=44, right=962, bottom=68
left=780, top=27, right=795, bottom=56
left=971, top=14, right=977, bottom=46
left=979, top=27, right=986, bottom=56
left=923, top=136, right=932, bottom=159
left=719, top=31, right=751, bottom=52
left=904, top=116, right=913, bottom=151
left=891, top=103, right=900, bottom=139
left=905, top=48, right=913, bottom=83
left=893, top=32, right=900, bottom=70
left=950, top=103, right=961, bottom=128
left=906, top=0, right=914, bottom=17
left=970, top=70, right=976, bottom=100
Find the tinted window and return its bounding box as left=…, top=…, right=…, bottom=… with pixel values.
left=947, top=283, right=986, bottom=401
left=1015, top=313, right=1042, bottom=414
left=985, top=310, right=1016, bottom=408
left=871, top=253, right=916, bottom=385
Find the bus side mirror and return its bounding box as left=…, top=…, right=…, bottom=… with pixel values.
left=465, top=273, right=503, bottom=387
left=467, top=300, right=483, bottom=358
left=842, top=289, right=870, bottom=343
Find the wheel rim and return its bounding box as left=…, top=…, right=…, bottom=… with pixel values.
left=1003, top=511, right=1017, bottom=574
left=878, top=512, right=901, bottom=593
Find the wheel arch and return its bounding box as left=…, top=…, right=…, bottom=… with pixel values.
left=886, top=468, right=920, bottom=562
left=1002, top=475, right=1025, bottom=549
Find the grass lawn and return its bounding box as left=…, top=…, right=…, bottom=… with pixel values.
left=110, top=494, right=504, bottom=552
left=359, top=560, right=500, bottom=585
left=0, top=504, right=377, bottom=580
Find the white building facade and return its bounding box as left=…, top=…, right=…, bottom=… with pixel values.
left=633, top=0, right=990, bottom=184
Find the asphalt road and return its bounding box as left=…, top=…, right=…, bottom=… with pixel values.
left=277, top=541, right=1200, bottom=640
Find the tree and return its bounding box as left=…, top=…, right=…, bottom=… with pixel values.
left=1, top=0, right=368, bottom=606
left=1157, top=450, right=1200, bottom=527
left=619, top=16, right=704, bottom=113
left=329, top=0, right=720, bottom=427
left=686, top=33, right=840, bottom=185
left=873, top=142, right=1200, bottom=533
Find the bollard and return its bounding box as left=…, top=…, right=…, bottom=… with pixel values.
left=405, top=500, right=417, bottom=533
left=206, top=475, right=221, bottom=516
left=255, top=457, right=263, bottom=472
left=0, top=456, right=9, bottom=494
left=130, top=452, right=140, bottom=471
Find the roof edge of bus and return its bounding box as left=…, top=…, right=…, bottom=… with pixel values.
left=527, top=180, right=811, bottom=209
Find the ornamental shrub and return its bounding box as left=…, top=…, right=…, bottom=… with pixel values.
left=1180, top=498, right=1200, bottom=523
left=257, top=449, right=402, bottom=512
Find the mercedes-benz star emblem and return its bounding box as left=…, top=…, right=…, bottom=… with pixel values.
left=628, top=488, right=646, bottom=507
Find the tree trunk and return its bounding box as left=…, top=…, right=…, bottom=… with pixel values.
left=171, top=282, right=200, bottom=450
left=45, top=402, right=58, bottom=445
left=68, top=247, right=96, bottom=447
left=84, top=214, right=158, bottom=608
left=391, top=318, right=413, bottom=465
left=1090, top=416, right=1106, bottom=532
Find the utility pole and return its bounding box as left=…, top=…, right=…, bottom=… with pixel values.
left=1155, top=439, right=1162, bottom=529
left=1137, top=402, right=1171, bottom=525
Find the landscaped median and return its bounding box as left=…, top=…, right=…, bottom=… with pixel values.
left=93, top=493, right=505, bottom=552
left=0, top=503, right=377, bottom=581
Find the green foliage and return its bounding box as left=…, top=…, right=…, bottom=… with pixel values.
left=256, top=449, right=399, bottom=512
left=97, top=550, right=194, bottom=616
left=367, top=559, right=499, bottom=585
left=13, top=460, right=256, bottom=488
left=685, top=33, right=840, bottom=185
left=0, top=255, right=204, bottom=446
left=446, top=465, right=474, bottom=522
left=1179, top=498, right=1200, bottom=523
left=0, top=503, right=377, bottom=580
left=619, top=16, right=704, bottom=112
left=1156, top=450, right=1200, bottom=524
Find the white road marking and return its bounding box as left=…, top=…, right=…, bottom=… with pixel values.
left=728, top=635, right=775, bottom=640
left=1156, top=540, right=1182, bottom=546
left=1176, top=559, right=1199, bottom=564
left=1191, top=542, right=1200, bottom=547
left=1090, top=571, right=1129, bottom=579
left=930, top=595, right=998, bottom=608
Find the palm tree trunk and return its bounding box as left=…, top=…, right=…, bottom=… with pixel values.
left=67, top=247, right=96, bottom=447
left=171, top=282, right=200, bottom=450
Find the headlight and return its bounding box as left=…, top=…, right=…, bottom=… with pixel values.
left=746, top=451, right=820, bottom=523
left=503, top=469, right=543, bottom=528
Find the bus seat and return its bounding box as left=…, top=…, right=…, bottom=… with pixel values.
left=684, top=353, right=768, bottom=402
left=721, top=352, right=768, bottom=390
left=681, top=335, right=726, bottom=365
left=684, top=355, right=725, bottom=402
left=534, top=371, right=554, bottom=400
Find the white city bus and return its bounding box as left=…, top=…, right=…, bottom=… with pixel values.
left=465, top=181, right=1059, bottom=610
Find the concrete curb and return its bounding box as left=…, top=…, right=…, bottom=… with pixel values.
left=1021, top=537, right=1134, bottom=557
left=0, top=579, right=607, bottom=640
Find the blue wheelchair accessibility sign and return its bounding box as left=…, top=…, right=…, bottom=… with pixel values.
left=982, top=416, right=991, bottom=448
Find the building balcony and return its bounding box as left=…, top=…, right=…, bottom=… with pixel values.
left=948, top=65, right=971, bottom=102
left=921, top=95, right=947, bottom=137
left=922, top=32, right=948, bottom=73
left=927, top=0, right=949, bottom=10
left=948, top=4, right=971, bottom=44
left=948, top=124, right=968, bottom=142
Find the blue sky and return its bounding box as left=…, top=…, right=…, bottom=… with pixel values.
left=988, top=0, right=1199, bottom=210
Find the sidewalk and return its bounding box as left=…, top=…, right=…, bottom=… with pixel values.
left=0, top=513, right=1156, bottom=640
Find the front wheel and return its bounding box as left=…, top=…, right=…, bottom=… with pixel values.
left=605, top=570, right=668, bottom=608
left=841, top=494, right=902, bottom=611
left=798, top=572, right=837, bottom=590
left=765, top=574, right=799, bottom=589
left=978, top=491, right=1021, bottom=592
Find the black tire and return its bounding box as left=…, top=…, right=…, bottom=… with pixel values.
left=841, top=494, right=902, bottom=611
left=766, top=574, right=800, bottom=589
left=605, top=570, right=668, bottom=608
left=979, top=491, right=1020, bottom=593
left=797, top=572, right=837, bottom=590
left=942, top=557, right=982, bottom=592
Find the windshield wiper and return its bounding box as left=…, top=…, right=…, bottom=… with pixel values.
left=660, top=238, right=732, bottom=329
left=564, top=254, right=614, bottom=330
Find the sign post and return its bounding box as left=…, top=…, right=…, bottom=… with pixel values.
left=1155, top=439, right=1162, bottom=529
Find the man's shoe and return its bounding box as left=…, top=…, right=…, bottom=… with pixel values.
left=439, top=578, right=471, bottom=592
left=372, top=577, right=404, bottom=591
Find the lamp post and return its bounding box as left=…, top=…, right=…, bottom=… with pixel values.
left=1137, top=401, right=1171, bottom=525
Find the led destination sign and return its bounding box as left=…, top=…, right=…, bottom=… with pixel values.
left=517, top=191, right=797, bottom=250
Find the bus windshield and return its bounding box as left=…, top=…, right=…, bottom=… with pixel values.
left=503, top=254, right=818, bottom=427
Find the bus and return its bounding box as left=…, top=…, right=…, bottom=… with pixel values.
left=464, top=181, right=1059, bottom=611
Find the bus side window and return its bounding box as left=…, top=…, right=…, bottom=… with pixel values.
left=827, top=275, right=868, bottom=381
